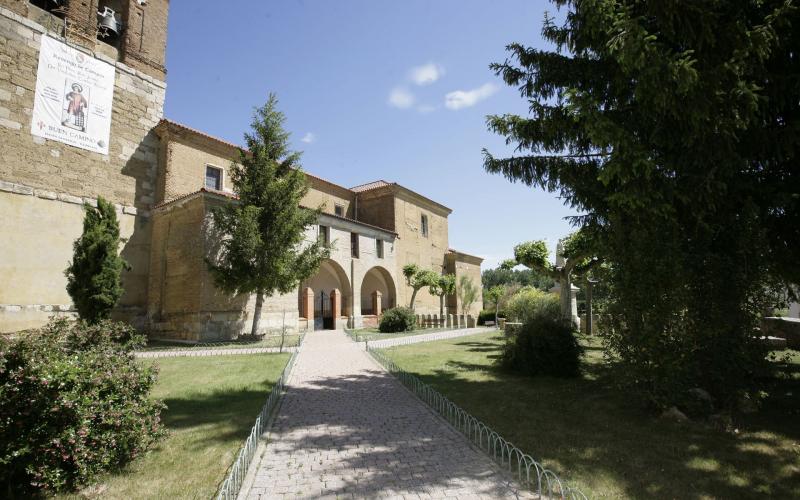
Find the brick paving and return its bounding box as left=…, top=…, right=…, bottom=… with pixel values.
left=241, top=329, right=530, bottom=500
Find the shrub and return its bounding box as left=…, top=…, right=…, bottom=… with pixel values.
left=505, top=287, right=560, bottom=324
left=65, top=197, right=129, bottom=324
left=478, top=310, right=506, bottom=325
left=0, top=319, right=164, bottom=495
left=379, top=307, right=416, bottom=333
left=498, top=315, right=583, bottom=377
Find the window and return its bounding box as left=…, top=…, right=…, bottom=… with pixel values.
left=335, top=204, right=344, bottom=217
left=318, top=225, right=329, bottom=245
left=351, top=232, right=359, bottom=258
left=421, top=214, right=429, bottom=238
left=376, top=239, right=384, bottom=259
left=205, top=165, right=222, bottom=191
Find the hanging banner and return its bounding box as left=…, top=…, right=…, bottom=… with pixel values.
left=30, top=36, right=115, bottom=155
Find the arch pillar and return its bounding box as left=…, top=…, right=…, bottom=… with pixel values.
left=301, top=287, right=314, bottom=321
left=330, top=288, right=341, bottom=324
left=372, top=290, right=382, bottom=316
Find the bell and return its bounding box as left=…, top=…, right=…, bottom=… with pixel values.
left=97, top=6, right=121, bottom=37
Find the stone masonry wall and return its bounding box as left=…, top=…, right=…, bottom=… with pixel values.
left=0, top=7, right=165, bottom=332
left=393, top=192, right=450, bottom=314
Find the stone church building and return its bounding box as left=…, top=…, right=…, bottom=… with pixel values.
left=0, top=0, right=483, bottom=339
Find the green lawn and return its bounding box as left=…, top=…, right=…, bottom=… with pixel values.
left=142, top=333, right=302, bottom=351
left=59, top=353, right=290, bottom=499
left=381, top=332, right=800, bottom=499
left=347, top=326, right=488, bottom=342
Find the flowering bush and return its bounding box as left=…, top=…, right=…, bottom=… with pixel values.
left=0, top=319, right=164, bottom=494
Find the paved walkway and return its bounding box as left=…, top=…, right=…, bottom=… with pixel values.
left=242, top=330, right=530, bottom=500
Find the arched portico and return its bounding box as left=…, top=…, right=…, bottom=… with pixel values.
left=360, top=266, right=396, bottom=316
left=299, top=259, right=352, bottom=330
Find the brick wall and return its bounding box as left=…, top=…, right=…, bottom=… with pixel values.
left=0, top=6, right=165, bottom=331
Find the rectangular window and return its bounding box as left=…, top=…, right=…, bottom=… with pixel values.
left=351, top=232, right=359, bottom=258
left=318, top=225, right=329, bottom=245
left=421, top=214, right=429, bottom=238
left=335, top=204, right=344, bottom=217
left=205, top=165, right=222, bottom=191
left=376, top=239, right=384, bottom=259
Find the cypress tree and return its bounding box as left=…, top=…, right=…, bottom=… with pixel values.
left=65, top=197, right=128, bottom=324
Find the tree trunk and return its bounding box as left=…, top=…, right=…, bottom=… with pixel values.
left=559, top=274, right=577, bottom=328
left=495, top=303, right=499, bottom=326
left=439, top=295, right=444, bottom=317
left=251, top=290, right=264, bottom=337
left=409, top=288, right=419, bottom=310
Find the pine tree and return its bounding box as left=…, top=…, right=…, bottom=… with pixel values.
left=65, top=197, right=128, bottom=324
left=207, top=94, right=329, bottom=337
left=483, top=1, right=799, bottom=408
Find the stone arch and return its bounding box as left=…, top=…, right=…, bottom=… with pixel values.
left=299, top=259, right=352, bottom=330
left=360, top=266, right=397, bottom=316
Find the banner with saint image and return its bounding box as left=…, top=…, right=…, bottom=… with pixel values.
left=31, top=36, right=115, bottom=154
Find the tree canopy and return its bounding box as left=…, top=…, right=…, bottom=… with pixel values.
left=484, top=1, right=799, bottom=408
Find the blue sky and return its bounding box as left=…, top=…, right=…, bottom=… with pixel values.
left=163, top=0, right=578, bottom=269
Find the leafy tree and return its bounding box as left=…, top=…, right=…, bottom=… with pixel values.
left=483, top=1, right=798, bottom=408
left=64, top=197, right=129, bottom=324
left=207, top=94, right=329, bottom=337
left=457, top=275, right=479, bottom=315
left=482, top=266, right=554, bottom=291
left=484, top=285, right=506, bottom=325
left=402, top=264, right=439, bottom=310
left=428, top=273, right=456, bottom=317
left=501, top=230, right=599, bottom=327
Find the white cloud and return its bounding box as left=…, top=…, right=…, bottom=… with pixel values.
left=388, top=86, right=415, bottom=109
left=409, top=63, right=445, bottom=86
left=301, top=132, right=315, bottom=144
left=444, top=83, right=499, bottom=110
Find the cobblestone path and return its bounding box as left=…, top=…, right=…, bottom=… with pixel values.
left=242, top=329, right=530, bottom=500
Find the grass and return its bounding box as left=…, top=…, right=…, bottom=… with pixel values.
left=347, top=325, right=485, bottom=342
left=381, top=332, right=800, bottom=499
left=141, top=333, right=302, bottom=351
left=58, top=353, right=290, bottom=500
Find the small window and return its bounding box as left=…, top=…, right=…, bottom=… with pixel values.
left=318, top=225, right=329, bottom=245
left=335, top=204, right=344, bottom=217
left=351, top=232, right=359, bottom=258
left=376, top=239, right=384, bottom=259
left=421, top=214, right=429, bottom=238
left=205, top=165, right=222, bottom=191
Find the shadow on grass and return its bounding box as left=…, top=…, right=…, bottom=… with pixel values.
left=384, top=340, right=800, bottom=499
left=156, top=379, right=278, bottom=449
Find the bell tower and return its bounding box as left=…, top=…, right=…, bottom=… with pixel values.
left=5, top=0, right=169, bottom=80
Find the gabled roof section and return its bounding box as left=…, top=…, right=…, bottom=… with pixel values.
left=155, top=119, right=353, bottom=194
left=350, top=180, right=394, bottom=193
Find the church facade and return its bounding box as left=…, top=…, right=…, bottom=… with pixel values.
left=0, top=1, right=482, bottom=339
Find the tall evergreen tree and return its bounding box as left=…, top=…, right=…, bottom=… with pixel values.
left=484, top=2, right=799, bottom=408
left=65, top=197, right=128, bottom=324
left=207, top=94, right=329, bottom=337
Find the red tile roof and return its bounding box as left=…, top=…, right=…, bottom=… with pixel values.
left=350, top=180, right=394, bottom=193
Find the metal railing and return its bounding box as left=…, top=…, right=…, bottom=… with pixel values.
left=215, top=343, right=301, bottom=500
left=367, top=346, right=587, bottom=500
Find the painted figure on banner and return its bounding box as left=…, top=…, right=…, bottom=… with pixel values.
left=62, top=81, right=89, bottom=131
